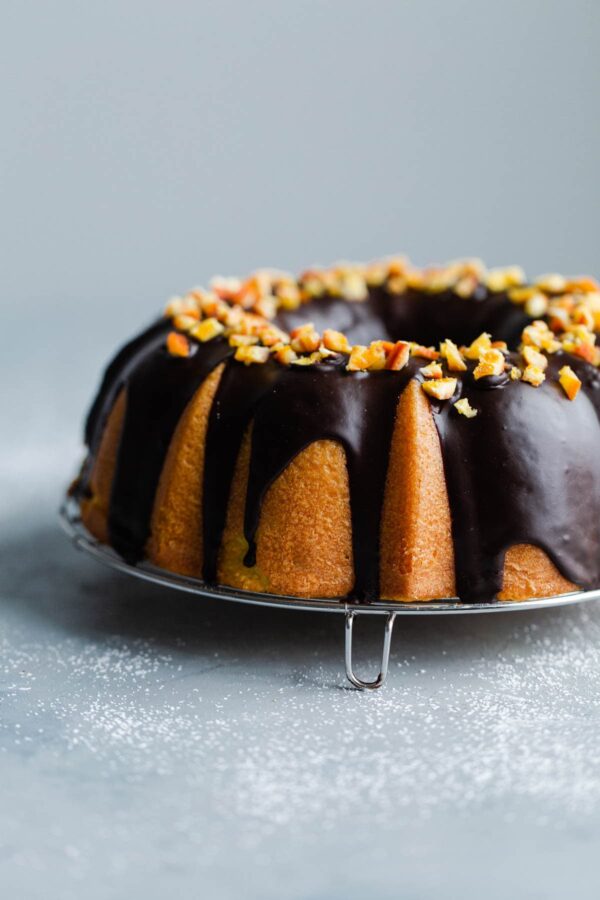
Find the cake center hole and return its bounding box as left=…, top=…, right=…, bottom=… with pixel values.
left=275, top=291, right=527, bottom=350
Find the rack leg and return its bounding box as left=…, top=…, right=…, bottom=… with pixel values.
left=344, top=611, right=397, bottom=690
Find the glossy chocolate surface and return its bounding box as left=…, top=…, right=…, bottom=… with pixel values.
left=77, top=287, right=600, bottom=602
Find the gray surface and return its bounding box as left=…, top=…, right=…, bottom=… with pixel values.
left=3, top=2, right=600, bottom=898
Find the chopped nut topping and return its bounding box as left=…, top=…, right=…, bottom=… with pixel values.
left=565, top=276, right=600, bottom=294
left=522, top=345, right=548, bottom=372
left=274, top=345, right=298, bottom=366
left=339, top=270, right=368, bottom=301
left=548, top=306, right=572, bottom=333
left=254, top=294, right=278, bottom=319
left=508, top=286, right=537, bottom=305
left=173, top=312, right=200, bottom=331
left=572, top=304, right=595, bottom=330
left=454, top=275, right=479, bottom=298
left=463, top=333, right=492, bottom=361
left=473, top=348, right=506, bottom=380
left=421, top=378, right=457, bottom=400
left=345, top=341, right=395, bottom=371
left=364, top=341, right=390, bottom=370
left=165, top=295, right=201, bottom=318
left=228, top=333, right=259, bottom=347
left=346, top=344, right=370, bottom=372
left=166, top=259, right=600, bottom=337
left=410, top=344, right=440, bottom=360
left=417, top=258, right=486, bottom=295
left=166, top=331, right=191, bottom=358
left=210, top=275, right=243, bottom=301
left=571, top=342, right=600, bottom=365
left=234, top=345, right=270, bottom=365
left=522, top=364, right=546, bottom=387
left=190, top=317, right=225, bottom=343
left=162, top=258, right=600, bottom=372
left=317, top=344, right=338, bottom=360
left=386, top=341, right=410, bottom=371
left=258, top=324, right=289, bottom=347
left=290, top=323, right=321, bottom=354
left=323, top=329, right=351, bottom=354
left=347, top=345, right=372, bottom=371
left=524, top=294, right=549, bottom=318
left=521, top=320, right=560, bottom=352
left=454, top=397, right=478, bottom=418
left=277, top=282, right=302, bottom=310
left=291, top=353, right=320, bottom=366
left=535, top=273, right=567, bottom=293
left=440, top=339, right=467, bottom=371
left=486, top=266, right=526, bottom=292
left=421, top=361, right=444, bottom=379
left=365, top=260, right=390, bottom=287
left=298, top=271, right=325, bottom=300
left=387, top=274, right=408, bottom=294
left=558, top=365, right=582, bottom=400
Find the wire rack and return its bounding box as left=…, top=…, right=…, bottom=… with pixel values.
left=59, top=496, right=600, bottom=690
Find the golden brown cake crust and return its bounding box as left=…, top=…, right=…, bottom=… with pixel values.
left=76, top=256, right=600, bottom=604
left=81, top=374, right=577, bottom=603
left=380, top=379, right=455, bottom=600
left=147, top=364, right=225, bottom=576
left=217, top=432, right=354, bottom=597
left=80, top=390, right=126, bottom=544
left=500, top=545, right=576, bottom=600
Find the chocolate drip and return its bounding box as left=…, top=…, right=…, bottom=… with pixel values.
left=77, top=318, right=169, bottom=497
left=431, top=353, right=600, bottom=601
left=240, top=357, right=421, bottom=602
left=202, top=360, right=282, bottom=583
left=84, top=318, right=168, bottom=447
left=108, top=338, right=232, bottom=562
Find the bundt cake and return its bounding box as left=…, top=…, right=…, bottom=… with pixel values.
left=72, top=257, right=600, bottom=604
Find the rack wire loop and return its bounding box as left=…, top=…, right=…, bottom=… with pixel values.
left=59, top=495, right=600, bottom=691
left=344, top=611, right=397, bottom=690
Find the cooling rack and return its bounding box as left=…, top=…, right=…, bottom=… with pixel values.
left=59, top=496, right=596, bottom=690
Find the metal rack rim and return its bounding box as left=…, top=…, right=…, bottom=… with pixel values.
left=59, top=497, right=598, bottom=689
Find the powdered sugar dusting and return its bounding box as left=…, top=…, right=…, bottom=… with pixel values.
left=3, top=602, right=600, bottom=846
left=4, top=473, right=600, bottom=894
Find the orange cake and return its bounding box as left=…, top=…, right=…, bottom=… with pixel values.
left=73, top=257, right=600, bottom=603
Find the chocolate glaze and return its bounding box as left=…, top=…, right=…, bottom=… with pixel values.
left=84, top=318, right=169, bottom=447
left=202, top=358, right=282, bottom=583
left=431, top=352, right=600, bottom=601
left=276, top=287, right=530, bottom=348
left=78, top=318, right=170, bottom=496
left=370, top=286, right=530, bottom=349
left=107, top=338, right=232, bottom=562
left=240, top=356, right=422, bottom=601
left=202, top=352, right=423, bottom=600
left=79, top=285, right=600, bottom=602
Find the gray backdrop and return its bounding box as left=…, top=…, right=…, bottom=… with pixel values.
left=2, top=2, right=600, bottom=899
left=4, top=0, right=600, bottom=312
